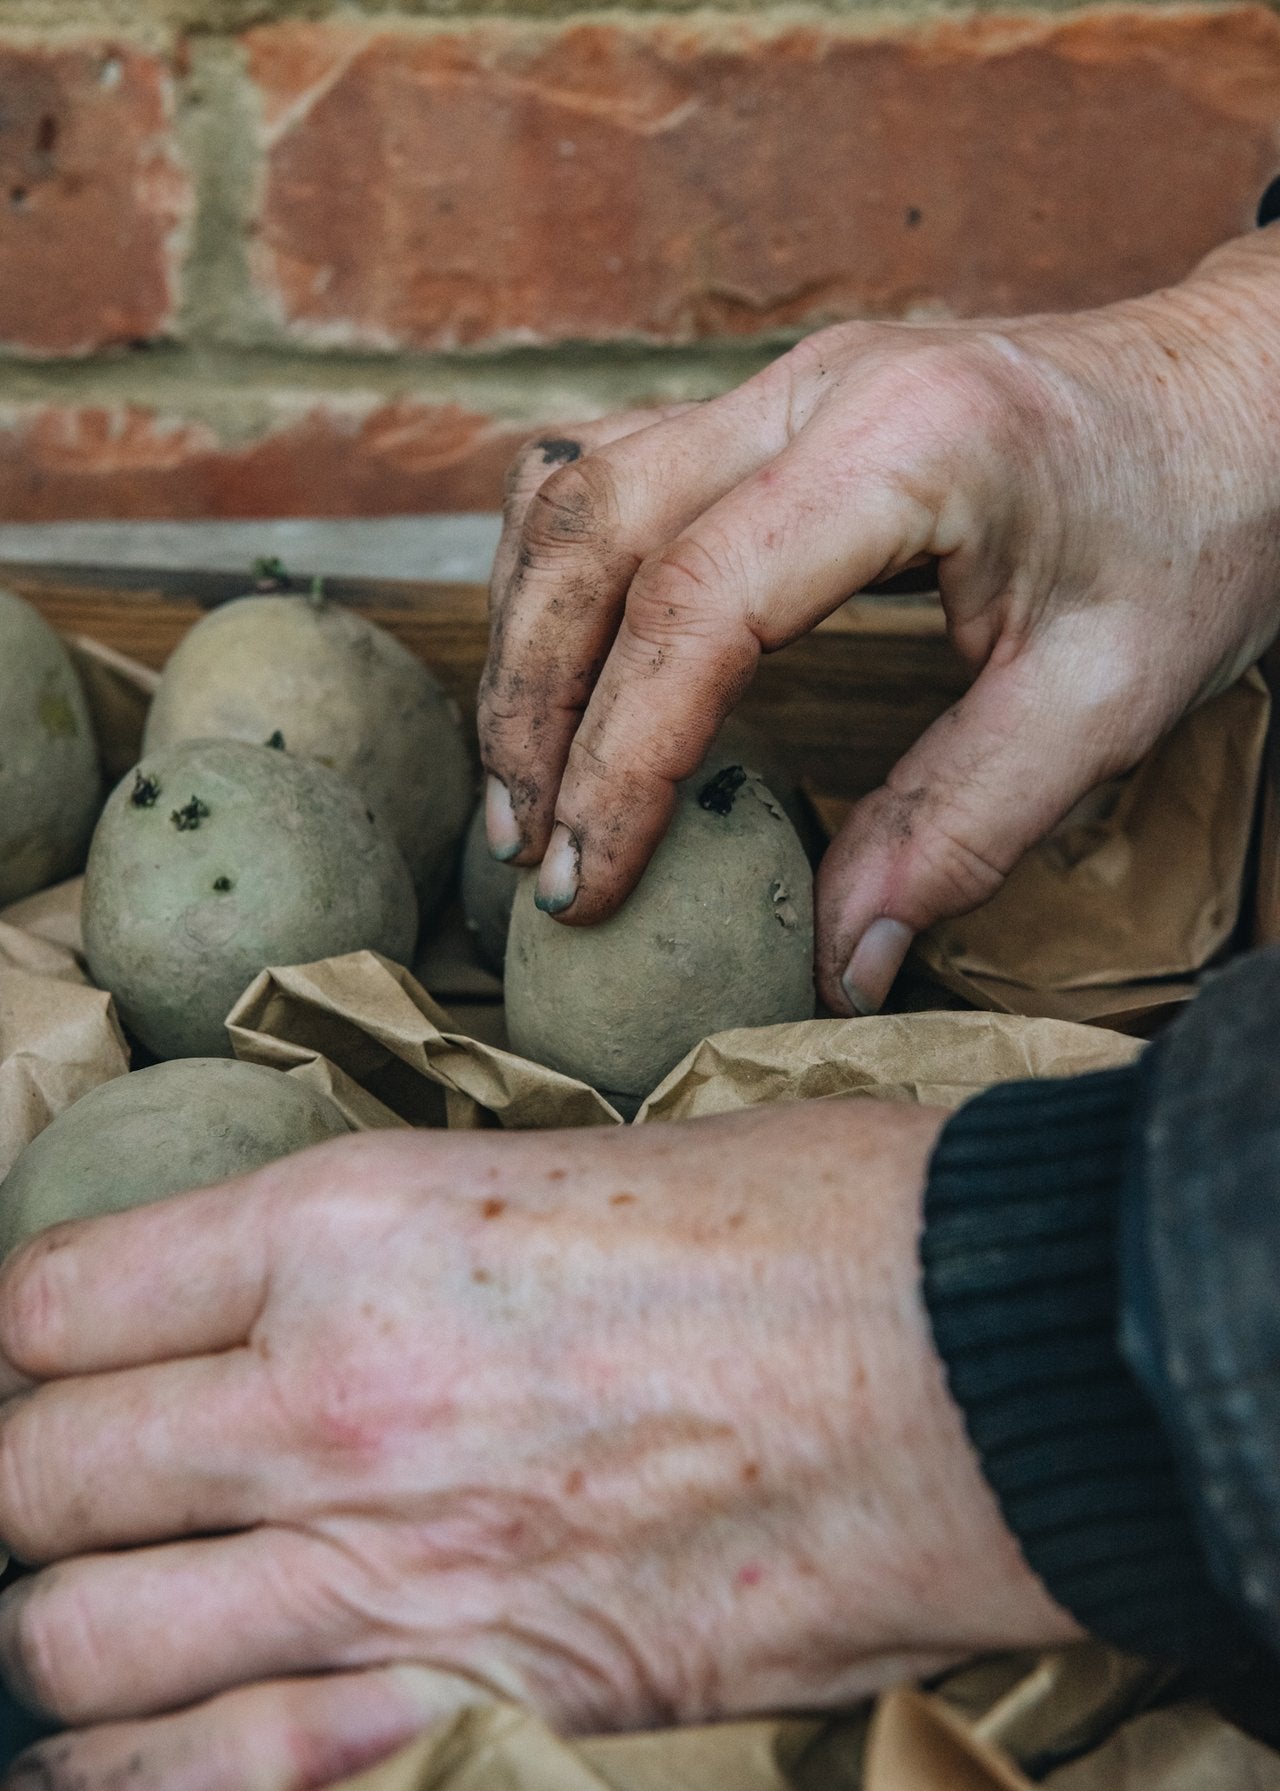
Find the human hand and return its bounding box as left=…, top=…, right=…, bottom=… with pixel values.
left=0, top=1103, right=1075, bottom=1788
left=478, top=230, right=1280, bottom=1012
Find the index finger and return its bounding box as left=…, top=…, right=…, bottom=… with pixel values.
left=533, top=419, right=941, bottom=923
left=479, top=392, right=790, bottom=866
left=481, top=407, right=697, bottom=860
left=0, top=1176, right=270, bottom=1383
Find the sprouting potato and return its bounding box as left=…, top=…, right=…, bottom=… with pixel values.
left=505, top=760, right=815, bottom=1100
left=461, top=717, right=808, bottom=974
left=144, top=593, right=473, bottom=914
left=0, top=1058, right=350, bottom=1252
left=83, top=738, right=418, bottom=1060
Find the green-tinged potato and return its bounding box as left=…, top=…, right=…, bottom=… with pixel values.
left=505, top=762, right=815, bottom=1100
left=144, top=594, right=473, bottom=912
left=0, top=589, right=101, bottom=904
left=84, top=739, right=418, bottom=1059
left=0, top=1059, right=349, bottom=1252
left=461, top=802, right=517, bottom=972
left=461, top=718, right=806, bottom=974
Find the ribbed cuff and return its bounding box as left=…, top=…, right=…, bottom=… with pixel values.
left=921, top=1065, right=1252, bottom=1665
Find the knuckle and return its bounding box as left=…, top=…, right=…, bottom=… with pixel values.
left=885, top=340, right=1022, bottom=449
left=900, top=812, right=1007, bottom=917
left=0, top=1230, right=80, bottom=1377
left=780, top=322, right=865, bottom=381
left=521, top=455, right=617, bottom=553
left=625, top=537, right=729, bottom=644
left=861, top=341, right=970, bottom=420
left=299, top=1360, right=382, bottom=1462
left=4, top=1573, right=93, bottom=1720
left=0, top=1403, right=50, bottom=1561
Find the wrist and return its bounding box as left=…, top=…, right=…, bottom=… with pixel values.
left=695, top=1099, right=1079, bottom=1713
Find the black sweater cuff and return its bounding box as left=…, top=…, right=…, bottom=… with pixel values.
left=920, top=1064, right=1254, bottom=1666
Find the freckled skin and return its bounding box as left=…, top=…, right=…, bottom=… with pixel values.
left=0, top=1103, right=1077, bottom=1777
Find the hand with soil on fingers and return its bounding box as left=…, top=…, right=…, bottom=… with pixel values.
left=0, top=1107, right=1077, bottom=1790
left=478, top=227, right=1280, bottom=1013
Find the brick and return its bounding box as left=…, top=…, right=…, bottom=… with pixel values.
left=0, top=396, right=531, bottom=517
left=243, top=8, right=1280, bottom=350
left=0, top=41, right=189, bottom=357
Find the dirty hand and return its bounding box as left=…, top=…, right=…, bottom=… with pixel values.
left=0, top=1105, right=1074, bottom=1789
left=478, top=228, right=1280, bottom=1013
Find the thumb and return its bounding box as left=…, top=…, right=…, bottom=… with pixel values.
left=816, top=650, right=1140, bottom=1014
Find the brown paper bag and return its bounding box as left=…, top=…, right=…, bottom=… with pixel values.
left=228, top=954, right=620, bottom=1131
left=227, top=949, right=1142, bottom=1133
left=0, top=919, right=127, bottom=1180
left=913, top=674, right=1270, bottom=1029
left=66, top=634, right=157, bottom=782
left=864, top=1688, right=1032, bottom=1790
left=636, top=1011, right=1142, bottom=1121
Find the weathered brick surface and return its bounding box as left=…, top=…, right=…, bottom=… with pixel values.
left=0, top=398, right=529, bottom=516
left=0, top=41, right=189, bottom=356
left=244, top=8, right=1280, bottom=351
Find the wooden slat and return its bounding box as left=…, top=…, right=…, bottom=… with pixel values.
left=1, top=561, right=969, bottom=803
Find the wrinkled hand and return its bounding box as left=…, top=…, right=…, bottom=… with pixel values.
left=478, top=230, right=1280, bottom=1012
left=0, top=1103, right=1073, bottom=1789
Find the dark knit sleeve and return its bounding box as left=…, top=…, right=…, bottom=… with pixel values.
left=920, top=1055, right=1263, bottom=1676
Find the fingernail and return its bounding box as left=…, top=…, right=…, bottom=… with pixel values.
left=535, top=824, right=580, bottom=914
left=485, top=775, right=522, bottom=861
left=840, top=918, right=914, bottom=1016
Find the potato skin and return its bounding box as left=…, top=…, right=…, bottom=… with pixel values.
left=84, top=738, right=418, bottom=1060
left=505, top=766, right=815, bottom=1099
left=143, top=594, right=473, bottom=913
left=0, top=1059, right=349, bottom=1252
left=460, top=719, right=804, bottom=976
left=460, top=802, right=518, bottom=971
left=0, top=589, right=101, bottom=904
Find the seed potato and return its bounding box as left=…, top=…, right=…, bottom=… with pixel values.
left=0, top=1059, right=349, bottom=1252
left=0, top=589, right=101, bottom=905
left=505, top=762, right=815, bottom=1099
left=83, top=738, right=418, bottom=1060
left=462, top=718, right=807, bottom=973
left=460, top=802, right=518, bottom=971
left=144, top=593, right=473, bottom=912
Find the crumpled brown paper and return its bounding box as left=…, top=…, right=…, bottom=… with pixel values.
left=0, top=917, right=127, bottom=1179
left=226, top=950, right=1141, bottom=1131
left=321, top=1653, right=1252, bottom=1791
left=228, top=953, right=620, bottom=1131
left=912, top=673, right=1270, bottom=1030
left=65, top=633, right=158, bottom=782
left=2, top=628, right=1277, bottom=1791
left=636, top=1011, right=1141, bottom=1120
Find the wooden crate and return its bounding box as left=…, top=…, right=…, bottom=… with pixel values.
left=0, top=561, right=970, bottom=807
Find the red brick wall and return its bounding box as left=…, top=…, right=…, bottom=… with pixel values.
left=2, top=4, right=1278, bottom=518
